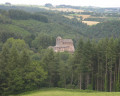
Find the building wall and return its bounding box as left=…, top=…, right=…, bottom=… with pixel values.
left=49, top=36, right=75, bottom=53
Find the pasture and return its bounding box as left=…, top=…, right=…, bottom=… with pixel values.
left=15, top=88, right=120, bottom=96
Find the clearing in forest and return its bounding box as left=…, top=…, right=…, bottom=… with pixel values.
left=15, top=88, right=120, bottom=96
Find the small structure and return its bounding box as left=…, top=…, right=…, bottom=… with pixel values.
left=49, top=36, right=75, bottom=53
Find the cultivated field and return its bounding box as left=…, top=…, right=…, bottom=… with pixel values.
left=49, top=8, right=84, bottom=13
left=82, top=21, right=100, bottom=25
left=75, top=15, right=91, bottom=20
left=42, top=7, right=102, bottom=25
left=63, top=15, right=100, bottom=25
left=15, top=88, right=120, bottom=96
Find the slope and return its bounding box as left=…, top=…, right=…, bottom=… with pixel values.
left=86, top=20, right=120, bottom=39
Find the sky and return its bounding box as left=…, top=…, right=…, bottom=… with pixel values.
left=0, top=0, right=120, bottom=8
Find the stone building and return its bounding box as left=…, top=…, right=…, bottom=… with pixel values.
left=49, top=36, right=75, bottom=53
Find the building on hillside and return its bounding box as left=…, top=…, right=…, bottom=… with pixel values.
left=49, top=36, right=75, bottom=53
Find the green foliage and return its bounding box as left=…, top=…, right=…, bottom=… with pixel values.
left=0, top=24, right=30, bottom=43
left=0, top=5, right=120, bottom=95
left=42, top=49, right=57, bottom=87
left=0, top=38, right=47, bottom=95
left=8, top=9, right=31, bottom=20
left=8, top=9, right=48, bottom=23
left=0, top=14, right=12, bottom=24
left=13, top=19, right=86, bottom=40
left=32, top=33, right=55, bottom=50
left=86, top=20, right=120, bottom=39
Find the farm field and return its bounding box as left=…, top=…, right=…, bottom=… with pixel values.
left=82, top=21, right=100, bottom=25
left=42, top=7, right=115, bottom=25
left=63, top=15, right=100, bottom=25
left=14, top=88, right=120, bottom=96
left=48, top=8, right=84, bottom=12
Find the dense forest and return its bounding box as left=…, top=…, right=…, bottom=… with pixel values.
left=0, top=5, right=120, bottom=95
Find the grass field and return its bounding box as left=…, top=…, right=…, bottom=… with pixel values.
left=14, top=88, right=120, bottom=96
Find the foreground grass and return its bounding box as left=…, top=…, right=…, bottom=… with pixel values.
left=15, top=88, right=120, bottom=96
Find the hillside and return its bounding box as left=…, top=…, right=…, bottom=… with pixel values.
left=86, top=20, right=120, bottom=39
left=1, top=5, right=120, bottom=96
left=1, top=4, right=120, bottom=26
left=43, top=5, right=120, bottom=25
left=0, top=8, right=88, bottom=49
left=0, top=6, right=120, bottom=44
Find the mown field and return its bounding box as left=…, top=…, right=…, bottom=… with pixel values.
left=13, top=88, right=120, bottom=96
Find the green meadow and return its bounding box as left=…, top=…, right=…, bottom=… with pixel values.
left=14, top=88, right=120, bottom=96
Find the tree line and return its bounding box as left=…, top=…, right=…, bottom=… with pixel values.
left=0, top=9, right=48, bottom=23
left=0, top=37, right=120, bottom=95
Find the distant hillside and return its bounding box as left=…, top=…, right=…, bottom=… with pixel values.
left=86, top=20, right=120, bottom=39
left=0, top=4, right=120, bottom=26
left=0, top=8, right=89, bottom=49
left=0, top=5, right=47, bottom=12
left=0, top=5, right=120, bottom=43
left=56, top=4, right=120, bottom=13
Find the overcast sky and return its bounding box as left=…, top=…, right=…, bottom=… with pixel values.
left=0, top=0, right=120, bottom=8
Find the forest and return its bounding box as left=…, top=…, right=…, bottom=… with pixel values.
left=0, top=5, right=120, bottom=95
